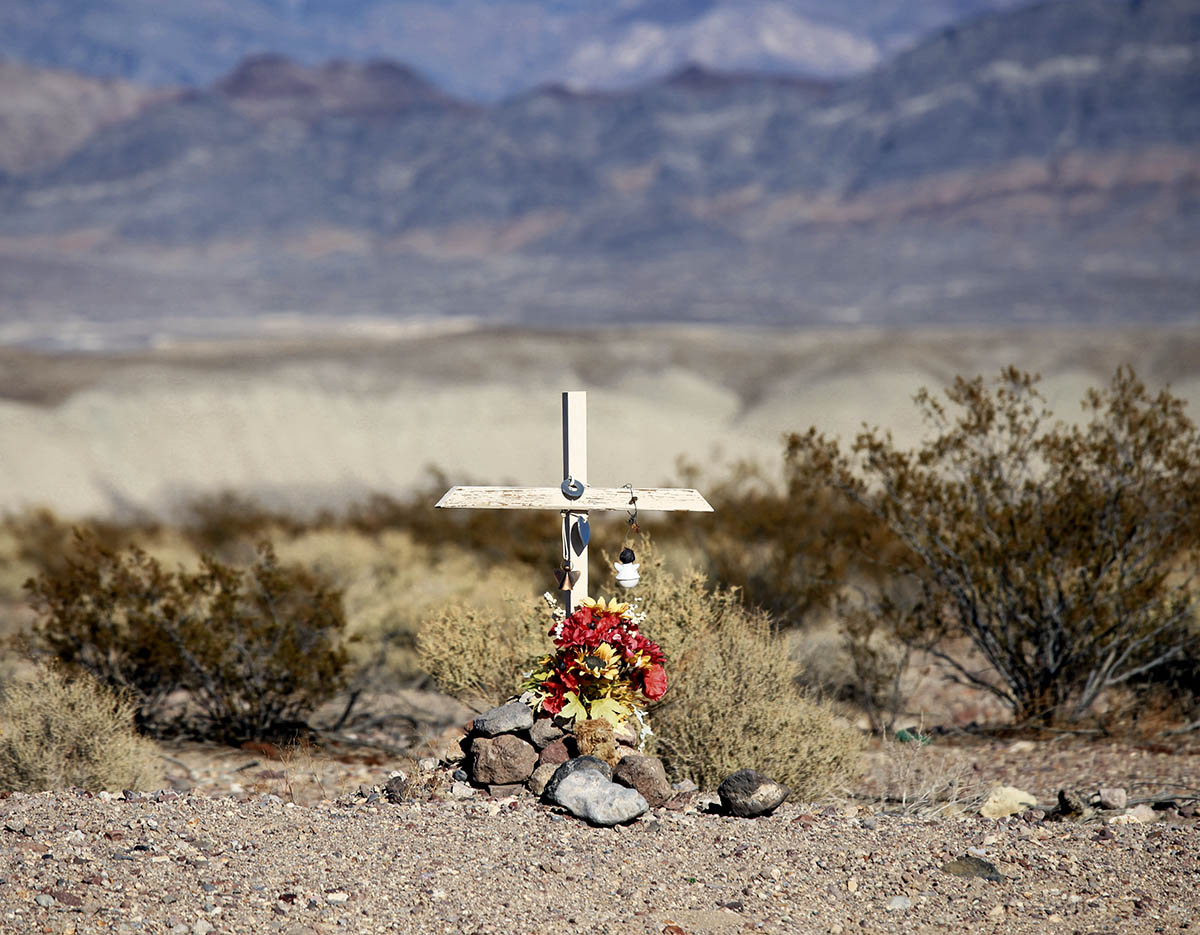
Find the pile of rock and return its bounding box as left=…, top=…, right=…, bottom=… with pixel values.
left=461, top=702, right=674, bottom=824
left=459, top=701, right=790, bottom=826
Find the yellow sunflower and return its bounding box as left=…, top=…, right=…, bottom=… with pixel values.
left=573, top=642, right=621, bottom=679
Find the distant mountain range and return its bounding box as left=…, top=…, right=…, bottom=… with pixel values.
left=2, top=0, right=1031, bottom=101
left=0, top=0, right=1196, bottom=346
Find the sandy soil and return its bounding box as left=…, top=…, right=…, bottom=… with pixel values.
left=2, top=729, right=1198, bottom=935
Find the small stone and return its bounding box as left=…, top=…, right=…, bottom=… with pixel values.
left=940, top=855, right=1003, bottom=882
left=859, top=817, right=878, bottom=830
left=35, top=893, right=56, bottom=907
left=487, top=783, right=524, bottom=798
left=1047, top=789, right=1090, bottom=822
left=550, top=769, right=649, bottom=826
left=538, top=739, right=571, bottom=768
left=886, top=895, right=912, bottom=911
left=192, top=921, right=214, bottom=935
left=613, top=720, right=640, bottom=747
left=528, top=717, right=564, bottom=749
left=612, top=754, right=672, bottom=808
left=326, top=892, right=350, bottom=905
left=4, top=820, right=26, bottom=834
left=418, top=757, right=438, bottom=772
left=452, top=768, right=469, bottom=782
left=383, top=774, right=411, bottom=803
left=980, top=785, right=1037, bottom=819
left=672, top=779, right=699, bottom=794
left=1125, top=803, right=1158, bottom=824
left=542, top=756, right=612, bottom=801
left=472, top=702, right=534, bottom=737
left=717, top=769, right=789, bottom=818
left=470, top=734, right=537, bottom=785
left=526, top=763, right=559, bottom=797
left=1098, top=787, right=1128, bottom=811
left=450, top=781, right=476, bottom=800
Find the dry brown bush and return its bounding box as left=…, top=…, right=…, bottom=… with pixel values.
left=790, top=366, right=1200, bottom=726
left=277, top=530, right=533, bottom=691
left=417, top=595, right=550, bottom=711
left=0, top=665, right=162, bottom=792
left=24, top=536, right=348, bottom=741
left=624, top=550, right=863, bottom=796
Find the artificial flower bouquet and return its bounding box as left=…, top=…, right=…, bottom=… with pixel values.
left=522, top=596, right=667, bottom=729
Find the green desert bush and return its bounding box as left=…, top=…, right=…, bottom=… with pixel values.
left=0, top=665, right=162, bottom=792
left=633, top=560, right=863, bottom=795
left=789, top=365, right=1200, bottom=726
left=24, top=536, right=348, bottom=741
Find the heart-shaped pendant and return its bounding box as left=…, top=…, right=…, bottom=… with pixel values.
left=571, top=516, right=591, bottom=554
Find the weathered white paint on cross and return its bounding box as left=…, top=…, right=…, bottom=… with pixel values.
left=435, top=390, right=712, bottom=611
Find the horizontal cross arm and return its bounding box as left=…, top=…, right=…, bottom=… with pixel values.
left=435, top=486, right=713, bottom=512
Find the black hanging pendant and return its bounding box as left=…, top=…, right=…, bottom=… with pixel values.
left=571, top=516, right=591, bottom=554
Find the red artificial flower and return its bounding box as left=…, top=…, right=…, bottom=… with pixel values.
left=641, top=664, right=667, bottom=701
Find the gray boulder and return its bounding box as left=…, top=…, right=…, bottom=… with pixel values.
left=717, top=769, right=790, bottom=817
left=550, top=769, right=649, bottom=826
left=469, top=735, right=537, bottom=785
left=542, top=756, right=612, bottom=802
left=473, top=702, right=534, bottom=737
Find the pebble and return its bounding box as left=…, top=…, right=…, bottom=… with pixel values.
left=887, top=895, right=912, bottom=911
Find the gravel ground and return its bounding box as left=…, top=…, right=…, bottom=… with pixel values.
left=1, top=786, right=1197, bottom=935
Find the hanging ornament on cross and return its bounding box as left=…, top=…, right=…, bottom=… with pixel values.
left=435, top=391, right=713, bottom=612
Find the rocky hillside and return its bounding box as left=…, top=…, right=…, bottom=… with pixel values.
left=0, top=61, right=163, bottom=176
left=0, top=0, right=1195, bottom=343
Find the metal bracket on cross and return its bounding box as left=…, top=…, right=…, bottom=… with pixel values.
left=435, top=390, right=713, bottom=612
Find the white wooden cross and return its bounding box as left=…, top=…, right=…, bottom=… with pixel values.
left=435, top=390, right=713, bottom=611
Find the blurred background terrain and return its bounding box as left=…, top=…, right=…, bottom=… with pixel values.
left=0, top=0, right=1198, bottom=779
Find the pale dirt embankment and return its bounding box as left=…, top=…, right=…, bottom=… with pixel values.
left=1, top=325, right=1198, bottom=519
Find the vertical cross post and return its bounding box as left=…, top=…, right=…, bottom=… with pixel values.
left=562, top=390, right=587, bottom=612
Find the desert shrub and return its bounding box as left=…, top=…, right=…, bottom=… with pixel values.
left=179, top=491, right=303, bottom=558
left=345, top=474, right=568, bottom=569
left=789, top=606, right=914, bottom=735
left=789, top=365, right=1200, bottom=726
left=0, top=507, right=156, bottom=586
left=24, top=536, right=348, bottom=741
left=0, top=664, right=161, bottom=792
left=278, top=529, right=533, bottom=691
left=661, top=460, right=901, bottom=628
left=628, top=557, right=863, bottom=796
left=417, top=594, right=550, bottom=710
